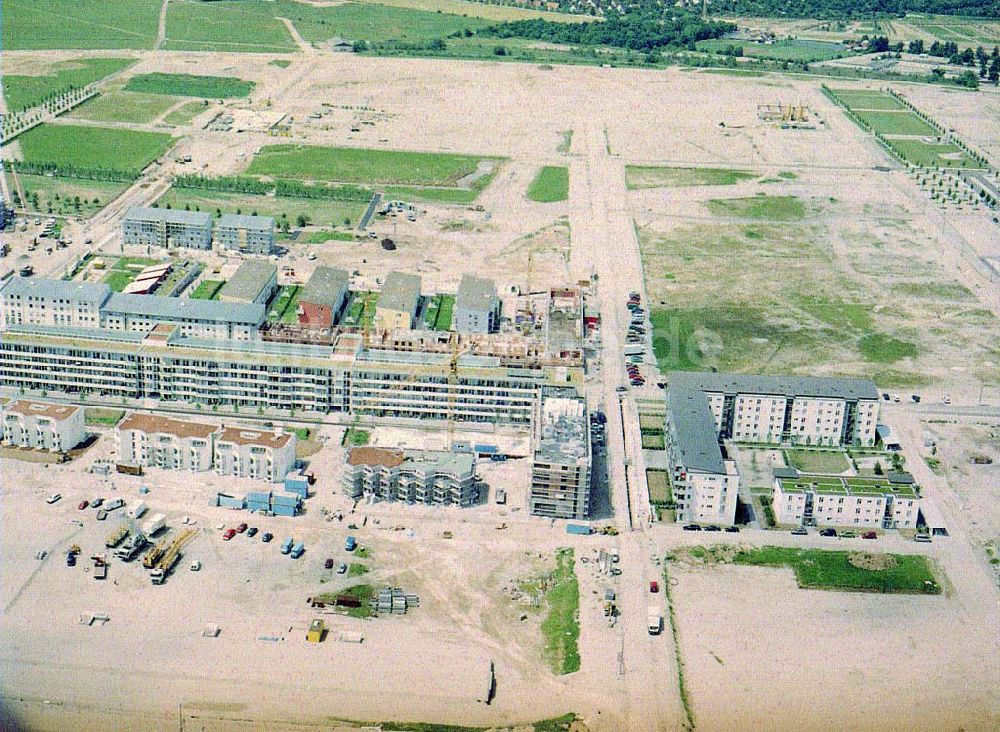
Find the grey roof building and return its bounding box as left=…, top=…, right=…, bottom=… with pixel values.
left=668, top=371, right=880, bottom=402
left=217, top=260, right=278, bottom=305
left=375, top=272, right=421, bottom=331
left=1, top=277, right=111, bottom=304
left=297, top=266, right=349, bottom=328
left=214, top=214, right=276, bottom=256
left=123, top=207, right=213, bottom=250
left=453, top=274, right=500, bottom=334
left=105, top=293, right=265, bottom=325
left=530, top=387, right=591, bottom=520
left=665, top=386, right=726, bottom=475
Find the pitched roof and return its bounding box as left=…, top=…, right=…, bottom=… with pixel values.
left=125, top=206, right=211, bottom=227
left=117, top=412, right=218, bottom=439
left=377, top=272, right=421, bottom=314
left=216, top=214, right=275, bottom=231
left=299, top=266, right=349, bottom=308
left=105, top=293, right=265, bottom=325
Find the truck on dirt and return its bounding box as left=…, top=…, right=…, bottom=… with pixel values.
left=647, top=606, right=662, bottom=635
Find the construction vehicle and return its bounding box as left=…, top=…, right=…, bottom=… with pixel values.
left=142, top=538, right=168, bottom=569
left=114, top=533, right=148, bottom=562
left=105, top=525, right=129, bottom=548
left=142, top=513, right=166, bottom=537
left=598, top=525, right=619, bottom=536
left=648, top=606, right=662, bottom=635
left=150, top=529, right=195, bottom=584
left=92, top=554, right=108, bottom=580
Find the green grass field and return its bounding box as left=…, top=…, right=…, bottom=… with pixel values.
left=267, top=285, right=303, bottom=323
left=382, top=185, right=482, bottom=204
left=84, top=408, right=125, bottom=426
left=422, top=294, right=456, bottom=330
left=67, top=91, right=179, bottom=125
left=732, top=546, right=941, bottom=594
left=17, top=175, right=128, bottom=218
left=248, top=144, right=496, bottom=187
left=125, top=73, right=255, bottom=99
left=162, top=101, right=211, bottom=127
left=831, top=90, right=908, bottom=112
left=853, top=110, right=939, bottom=137
left=699, top=38, right=848, bottom=62
left=2, top=57, right=136, bottom=111
left=541, top=548, right=580, bottom=675
left=98, top=255, right=162, bottom=292
left=527, top=166, right=569, bottom=203
left=784, top=448, right=851, bottom=474
left=163, top=0, right=296, bottom=53
left=18, top=124, right=175, bottom=176
left=858, top=333, right=919, bottom=363
left=625, top=165, right=756, bottom=190
left=343, top=428, right=371, bottom=447
left=884, top=138, right=984, bottom=169
left=154, top=190, right=366, bottom=230
left=189, top=280, right=224, bottom=300
left=705, top=195, right=806, bottom=220
left=646, top=470, right=672, bottom=504
left=2, top=0, right=160, bottom=50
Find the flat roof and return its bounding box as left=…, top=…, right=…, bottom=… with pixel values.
left=455, top=274, right=497, bottom=315
left=536, top=388, right=589, bottom=465
left=105, top=293, right=265, bottom=325
left=125, top=206, right=211, bottom=227
left=299, top=266, right=349, bottom=308
left=4, top=400, right=81, bottom=420
left=404, top=449, right=475, bottom=476
left=669, top=371, right=879, bottom=401
left=216, top=214, right=275, bottom=231
left=217, top=260, right=277, bottom=303
left=117, top=412, right=218, bottom=440
left=665, top=386, right=726, bottom=474
left=1, top=276, right=110, bottom=305
left=377, top=271, right=421, bottom=314
left=776, top=472, right=919, bottom=499
left=218, top=426, right=293, bottom=449
left=347, top=446, right=406, bottom=468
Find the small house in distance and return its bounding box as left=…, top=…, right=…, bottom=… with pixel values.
left=215, top=214, right=276, bottom=255
left=297, top=266, right=350, bottom=329
left=453, top=274, right=500, bottom=334
left=217, top=260, right=278, bottom=305
left=375, top=271, right=421, bottom=333
left=328, top=37, right=353, bottom=52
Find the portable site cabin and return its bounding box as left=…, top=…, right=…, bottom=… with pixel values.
left=307, top=619, right=325, bottom=643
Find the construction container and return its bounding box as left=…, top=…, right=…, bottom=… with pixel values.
left=283, top=470, right=310, bottom=498
left=566, top=523, right=593, bottom=535
left=272, top=502, right=298, bottom=517
left=216, top=493, right=246, bottom=510
left=306, top=619, right=324, bottom=643
left=129, top=501, right=147, bottom=520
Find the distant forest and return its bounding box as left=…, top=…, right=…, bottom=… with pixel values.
left=711, top=0, right=1000, bottom=18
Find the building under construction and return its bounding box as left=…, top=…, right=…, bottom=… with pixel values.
left=757, top=103, right=816, bottom=129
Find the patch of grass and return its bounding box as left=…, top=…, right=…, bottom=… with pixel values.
left=268, top=285, right=302, bottom=323
left=67, top=91, right=179, bottom=124
left=858, top=333, right=918, bottom=363
left=433, top=294, right=455, bottom=331
left=269, top=59, right=292, bottom=69
left=85, top=408, right=125, bottom=426
left=18, top=174, right=127, bottom=218
left=641, top=433, right=665, bottom=450
left=162, top=100, right=210, bottom=127
left=706, top=195, right=806, bottom=220
left=343, top=428, right=370, bottom=447
left=625, top=165, right=756, bottom=190
left=315, top=583, right=374, bottom=618
left=189, top=280, right=224, bottom=300
left=527, top=166, right=569, bottom=203
left=646, top=470, right=672, bottom=504
left=348, top=562, right=369, bottom=577
left=778, top=171, right=797, bottom=180
left=699, top=38, right=848, bottom=62
left=343, top=291, right=378, bottom=329
left=831, top=90, right=908, bottom=111
left=732, top=546, right=941, bottom=594
left=287, top=426, right=311, bottom=441
left=2, top=57, right=136, bottom=111
left=299, top=230, right=356, bottom=244
left=784, top=448, right=851, bottom=474
left=884, top=138, right=984, bottom=169
left=163, top=0, right=296, bottom=53
left=354, top=0, right=585, bottom=23
left=853, top=110, right=939, bottom=136
left=154, top=190, right=366, bottom=230
left=557, top=130, right=574, bottom=154
left=18, top=124, right=174, bottom=177
left=382, top=185, right=482, bottom=204
left=354, top=546, right=372, bottom=559
left=248, top=144, right=498, bottom=187
left=101, top=270, right=134, bottom=292
left=125, top=72, right=255, bottom=99
left=2, top=0, right=160, bottom=50
left=541, top=548, right=580, bottom=675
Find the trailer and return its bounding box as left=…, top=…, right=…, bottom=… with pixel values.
left=129, top=501, right=147, bottom=520
left=104, top=498, right=125, bottom=512
left=142, top=513, right=166, bottom=537
left=116, top=463, right=143, bottom=476
left=565, top=523, right=593, bottom=536
left=105, top=525, right=129, bottom=548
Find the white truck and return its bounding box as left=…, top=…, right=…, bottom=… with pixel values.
left=647, top=606, right=662, bottom=635
left=129, top=501, right=147, bottom=520
left=142, top=513, right=166, bottom=537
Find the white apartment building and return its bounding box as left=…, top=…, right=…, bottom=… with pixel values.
left=341, top=447, right=477, bottom=506
left=115, top=412, right=217, bottom=471
left=1, top=400, right=85, bottom=452
left=772, top=469, right=922, bottom=529
left=0, top=278, right=107, bottom=330
left=214, top=426, right=297, bottom=483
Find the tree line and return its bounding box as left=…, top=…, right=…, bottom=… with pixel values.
left=711, top=0, right=998, bottom=18
left=172, top=174, right=374, bottom=202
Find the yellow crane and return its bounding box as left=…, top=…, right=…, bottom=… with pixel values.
left=151, top=529, right=196, bottom=585
left=142, top=539, right=168, bottom=569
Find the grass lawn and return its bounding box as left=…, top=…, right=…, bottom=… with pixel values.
left=102, top=270, right=135, bottom=292
left=18, top=174, right=128, bottom=218
left=163, top=101, right=211, bottom=127
left=298, top=230, right=357, bottom=244
left=125, top=73, right=255, bottom=99
left=154, top=190, right=366, bottom=229
left=884, top=138, right=984, bottom=169
left=641, top=433, right=665, bottom=450
left=541, top=548, right=580, bottom=675
left=858, top=333, right=918, bottom=363
left=625, top=165, right=755, bottom=190
left=248, top=144, right=497, bottom=187
left=830, top=90, right=908, bottom=111
left=315, top=584, right=374, bottom=618
left=853, top=110, right=938, bottom=136
left=706, top=195, right=806, bottom=220
left=348, top=563, right=370, bottom=577
left=18, top=124, right=174, bottom=176
left=732, top=546, right=941, bottom=594
left=343, top=292, right=378, bottom=329
left=527, top=166, right=569, bottom=203
left=163, top=0, right=296, bottom=53
left=267, top=285, right=302, bottom=322
left=67, top=91, right=179, bottom=125
left=2, top=57, right=136, bottom=112
left=699, top=38, right=848, bottom=62
left=2, top=0, right=160, bottom=50
left=646, top=469, right=672, bottom=503
left=98, top=255, right=162, bottom=292
left=382, top=185, right=482, bottom=204
left=343, top=428, right=370, bottom=447
left=423, top=294, right=455, bottom=331
left=189, top=280, right=224, bottom=300
left=784, top=448, right=851, bottom=474
left=84, top=408, right=125, bottom=426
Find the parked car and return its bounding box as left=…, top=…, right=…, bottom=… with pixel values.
left=261, top=532, right=273, bottom=543
left=819, top=528, right=837, bottom=537
left=682, top=524, right=702, bottom=531
left=863, top=531, right=877, bottom=540
left=90, top=498, right=103, bottom=508
left=324, top=558, right=335, bottom=570
left=46, top=493, right=62, bottom=504
left=236, top=523, right=248, bottom=534
left=841, top=531, right=856, bottom=538
left=914, top=534, right=932, bottom=543
left=67, top=552, right=77, bottom=567
left=337, top=562, right=347, bottom=574
left=704, top=525, right=721, bottom=532
left=724, top=526, right=740, bottom=533
left=77, top=500, right=89, bottom=510
left=247, top=527, right=258, bottom=538
left=649, top=581, right=659, bottom=593
left=222, top=528, right=237, bottom=541
left=791, top=528, right=808, bottom=536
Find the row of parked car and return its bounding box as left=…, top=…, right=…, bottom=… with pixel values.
left=683, top=524, right=740, bottom=533
left=221, top=523, right=273, bottom=543
left=625, top=291, right=646, bottom=388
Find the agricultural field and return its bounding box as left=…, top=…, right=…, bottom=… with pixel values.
left=153, top=190, right=366, bottom=231
left=66, top=91, right=179, bottom=125
left=124, top=73, right=255, bottom=99
left=1, top=0, right=160, bottom=50
left=162, top=101, right=211, bottom=127
left=884, top=138, right=985, bottom=169
left=852, top=110, right=939, bottom=137
left=896, top=14, right=1000, bottom=46
left=17, top=124, right=175, bottom=176
left=698, top=38, right=850, bottom=62
left=2, top=57, right=135, bottom=112
left=625, top=166, right=756, bottom=190
left=526, top=166, right=569, bottom=203
left=16, top=175, right=128, bottom=218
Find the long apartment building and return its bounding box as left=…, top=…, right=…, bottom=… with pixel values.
left=664, top=371, right=880, bottom=526
left=1, top=399, right=86, bottom=452
left=772, top=467, right=922, bottom=530
left=123, top=207, right=213, bottom=249
left=214, top=426, right=297, bottom=483
left=529, top=387, right=592, bottom=520
left=341, top=446, right=477, bottom=507
left=214, top=214, right=276, bottom=255
left=116, top=412, right=217, bottom=471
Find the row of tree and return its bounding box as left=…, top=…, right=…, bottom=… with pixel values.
left=12, top=160, right=135, bottom=182
left=171, top=174, right=374, bottom=202
left=711, top=0, right=998, bottom=19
